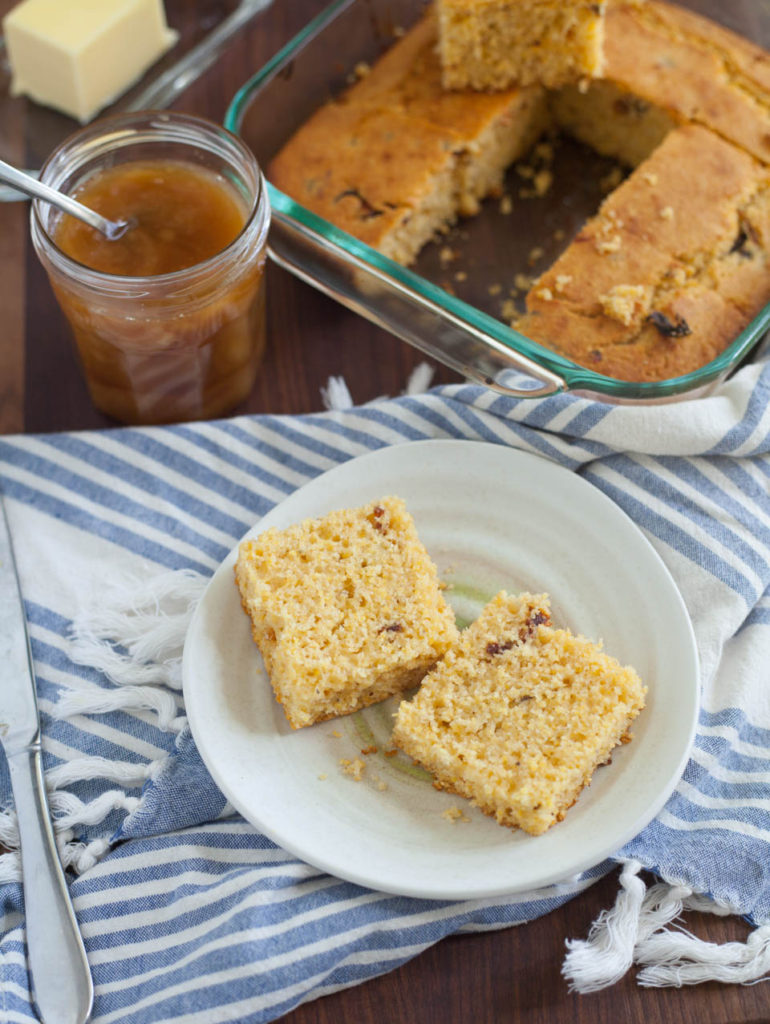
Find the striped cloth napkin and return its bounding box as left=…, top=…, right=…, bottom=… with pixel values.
left=1, top=359, right=769, bottom=1022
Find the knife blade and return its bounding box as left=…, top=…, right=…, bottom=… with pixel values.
left=0, top=493, right=94, bottom=1024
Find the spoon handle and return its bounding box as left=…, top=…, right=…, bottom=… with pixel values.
left=0, top=158, right=123, bottom=237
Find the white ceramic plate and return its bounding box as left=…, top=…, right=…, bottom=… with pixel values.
left=183, top=439, right=699, bottom=900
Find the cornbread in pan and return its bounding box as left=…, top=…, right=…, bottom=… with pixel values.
left=392, top=592, right=646, bottom=835
left=516, top=124, right=770, bottom=382
left=267, top=102, right=462, bottom=266
left=436, top=0, right=606, bottom=91
left=269, top=0, right=770, bottom=383
left=552, top=0, right=770, bottom=167
left=268, top=11, right=549, bottom=262
left=234, top=497, right=459, bottom=730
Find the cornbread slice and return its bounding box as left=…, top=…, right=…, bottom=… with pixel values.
left=437, top=0, right=606, bottom=91
left=235, top=497, right=459, bottom=730
left=268, top=102, right=461, bottom=266
left=392, top=592, right=646, bottom=835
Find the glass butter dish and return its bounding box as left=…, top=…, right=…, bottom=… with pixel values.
left=225, top=0, right=770, bottom=402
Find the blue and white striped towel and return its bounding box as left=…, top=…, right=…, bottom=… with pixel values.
left=1, top=357, right=769, bottom=1022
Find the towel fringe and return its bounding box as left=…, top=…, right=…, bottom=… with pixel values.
left=321, top=376, right=354, bottom=411
left=67, top=566, right=204, bottom=692
left=0, top=569, right=207, bottom=878
left=563, top=860, right=770, bottom=991
left=321, top=364, right=434, bottom=412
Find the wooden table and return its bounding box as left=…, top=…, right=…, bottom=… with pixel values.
left=1, top=2, right=767, bottom=1021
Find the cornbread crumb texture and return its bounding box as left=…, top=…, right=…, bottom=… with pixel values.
left=340, top=757, right=367, bottom=781
left=234, top=497, right=459, bottom=730
left=270, top=0, right=770, bottom=383
left=392, top=591, right=646, bottom=836
left=437, top=0, right=606, bottom=91
left=442, top=804, right=471, bottom=824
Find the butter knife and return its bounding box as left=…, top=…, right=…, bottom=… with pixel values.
left=0, top=493, right=93, bottom=1024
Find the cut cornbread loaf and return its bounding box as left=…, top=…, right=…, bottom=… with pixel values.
left=268, top=11, right=549, bottom=261
left=515, top=124, right=770, bottom=382
left=269, top=0, right=770, bottom=383
left=436, top=0, right=606, bottom=91
left=392, top=592, right=646, bottom=835
left=234, top=497, right=459, bottom=730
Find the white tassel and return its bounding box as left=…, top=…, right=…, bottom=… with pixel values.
left=637, top=924, right=770, bottom=987
left=404, top=362, right=435, bottom=395
left=67, top=567, right=205, bottom=691
left=52, top=683, right=185, bottom=732
left=46, top=756, right=154, bottom=790
left=61, top=837, right=112, bottom=875
left=321, top=376, right=354, bottom=411
left=563, top=859, right=647, bottom=992
left=49, top=789, right=140, bottom=829
left=564, top=862, right=770, bottom=991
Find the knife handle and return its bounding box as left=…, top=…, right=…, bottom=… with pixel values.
left=8, top=743, right=94, bottom=1024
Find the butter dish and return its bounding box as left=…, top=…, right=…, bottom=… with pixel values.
left=2, top=0, right=178, bottom=123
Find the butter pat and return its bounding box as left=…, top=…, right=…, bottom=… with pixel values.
left=2, top=0, right=178, bottom=123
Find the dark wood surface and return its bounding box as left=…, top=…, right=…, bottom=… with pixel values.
left=1, top=2, right=768, bottom=1021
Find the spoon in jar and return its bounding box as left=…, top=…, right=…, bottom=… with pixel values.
left=0, top=158, right=132, bottom=240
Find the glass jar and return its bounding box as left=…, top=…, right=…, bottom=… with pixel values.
left=31, top=111, right=270, bottom=425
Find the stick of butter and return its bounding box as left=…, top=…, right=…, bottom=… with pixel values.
left=2, top=0, right=179, bottom=123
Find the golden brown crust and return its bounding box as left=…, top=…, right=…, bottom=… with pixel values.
left=268, top=103, right=461, bottom=264
left=602, top=1, right=770, bottom=165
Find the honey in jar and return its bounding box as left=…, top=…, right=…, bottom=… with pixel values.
left=32, top=112, right=270, bottom=425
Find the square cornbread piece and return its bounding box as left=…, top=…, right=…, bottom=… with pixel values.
left=392, top=592, right=646, bottom=835
left=268, top=101, right=461, bottom=266
left=437, top=0, right=606, bottom=91
left=235, top=497, right=459, bottom=730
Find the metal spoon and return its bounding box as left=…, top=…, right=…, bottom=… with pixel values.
left=0, top=158, right=131, bottom=240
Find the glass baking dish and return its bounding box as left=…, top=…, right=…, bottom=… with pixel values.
left=225, top=0, right=770, bottom=402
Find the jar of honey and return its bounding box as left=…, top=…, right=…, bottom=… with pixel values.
left=31, top=111, right=270, bottom=425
